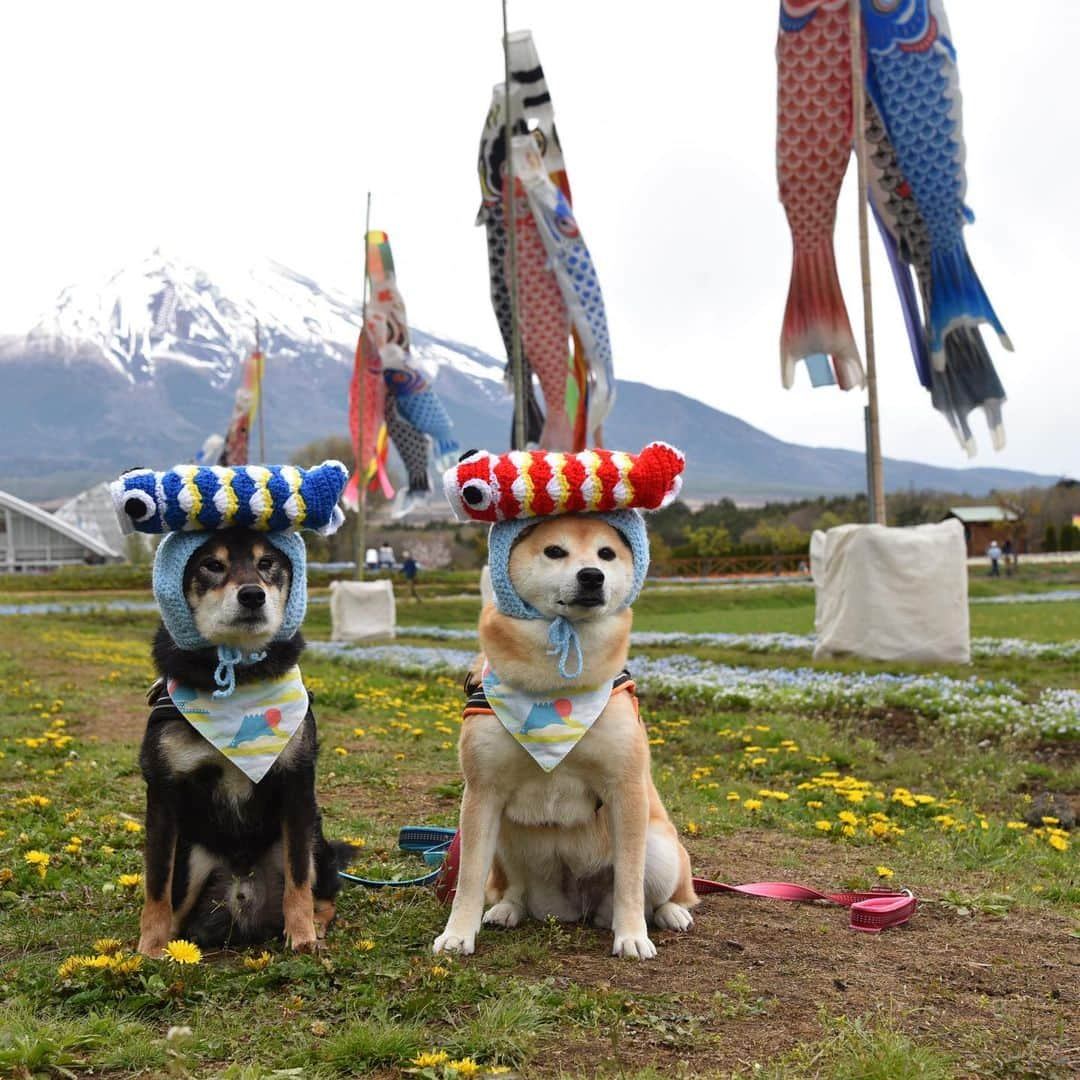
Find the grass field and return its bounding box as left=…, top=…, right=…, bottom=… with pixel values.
left=0, top=569, right=1076, bottom=1078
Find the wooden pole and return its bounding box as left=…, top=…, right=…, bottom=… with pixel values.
left=502, top=0, right=526, bottom=450
left=255, top=319, right=266, bottom=464
left=355, top=191, right=373, bottom=579
left=848, top=0, right=886, bottom=525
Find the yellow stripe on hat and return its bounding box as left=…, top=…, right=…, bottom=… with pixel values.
left=584, top=451, right=602, bottom=511
left=280, top=466, right=307, bottom=528
left=176, top=465, right=202, bottom=528
left=613, top=452, right=635, bottom=508
left=519, top=451, right=534, bottom=515
left=217, top=468, right=239, bottom=526
left=548, top=452, right=570, bottom=513
left=248, top=466, right=273, bottom=530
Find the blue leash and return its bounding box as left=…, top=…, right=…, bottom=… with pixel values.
left=338, top=826, right=455, bottom=889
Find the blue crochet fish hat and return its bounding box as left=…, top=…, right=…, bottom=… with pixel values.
left=110, top=461, right=349, bottom=536
left=113, top=461, right=349, bottom=697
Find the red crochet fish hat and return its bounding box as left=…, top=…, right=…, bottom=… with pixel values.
left=443, top=442, right=685, bottom=523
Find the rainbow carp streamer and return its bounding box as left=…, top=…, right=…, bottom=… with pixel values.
left=110, top=460, right=349, bottom=536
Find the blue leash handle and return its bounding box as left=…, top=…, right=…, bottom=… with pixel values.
left=337, top=825, right=455, bottom=889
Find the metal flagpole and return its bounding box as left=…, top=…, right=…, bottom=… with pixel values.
left=355, top=191, right=373, bottom=580
left=255, top=319, right=266, bottom=463
left=848, top=0, right=886, bottom=525
left=502, top=0, right=526, bottom=451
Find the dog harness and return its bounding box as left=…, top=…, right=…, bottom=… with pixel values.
left=464, top=665, right=636, bottom=772
left=164, top=665, right=309, bottom=782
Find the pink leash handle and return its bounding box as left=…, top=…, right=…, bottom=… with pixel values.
left=692, top=878, right=916, bottom=934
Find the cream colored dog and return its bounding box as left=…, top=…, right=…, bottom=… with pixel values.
left=433, top=516, right=698, bottom=959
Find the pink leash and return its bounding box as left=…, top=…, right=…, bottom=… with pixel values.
left=691, top=877, right=917, bottom=934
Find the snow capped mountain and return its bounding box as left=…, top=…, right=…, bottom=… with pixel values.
left=23, top=250, right=505, bottom=392
left=0, top=254, right=1058, bottom=503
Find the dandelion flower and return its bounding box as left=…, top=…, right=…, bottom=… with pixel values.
left=807, top=801, right=824, bottom=810
left=117, top=873, right=142, bottom=888
left=355, top=938, right=375, bottom=952
left=352, top=727, right=366, bottom=737
left=1041, top=816, right=1060, bottom=826
left=743, top=799, right=763, bottom=812
left=815, top=821, right=833, bottom=832
left=57, top=955, right=92, bottom=979
left=447, top=1059, right=480, bottom=1077
left=163, top=939, right=202, bottom=964
left=875, top=866, right=895, bottom=879
left=242, top=950, right=272, bottom=970
left=685, top=821, right=699, bottom=835
left=24, top=850, right=50, bottom=878
left=837, top=811, right=859, bottom=826
left=123, top=820, right=142, bottom=833
left=726, top=792, right=741, bottom=802
left=93, top=938, right=122, bottom=955
left=1006, top=821, right=1028, bottom=830
left=411, top=1051, right=450, bottom=1068
left=1048, top=834, right=1069, bottom=852
left=841, top=825, right=857, bottom=838
left=430, top=965, right=450, bottom=979
left=333, top=747, right=348, bottom=756
left=310, top=1020, right=328, bottom=1036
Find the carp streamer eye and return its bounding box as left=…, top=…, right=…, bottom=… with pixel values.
left=122, top=489, right=157, bottom=523
left=458, top=449, right=483, bottom=464
left=460, top=479, right=492, bottom=511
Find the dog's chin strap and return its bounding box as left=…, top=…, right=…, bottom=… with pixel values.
left=546, top=616, right=584, bottom=680
left=213, top=645, right=269, bottom=699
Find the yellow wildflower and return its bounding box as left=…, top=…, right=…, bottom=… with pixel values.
left=726, top=792, right=741, bottom=801
left=1006, top=821, right=1028, bottom=830
left=310, top=1020, right=328, bottom=1036
left=841, top=825, right=857, bottom=838
left=447, top=1059, right=480, bottom=1077
left=94, top=938, right=122, bottom=955
left=1041, top=816, right=1060, bottom=826
left=411, top=1051, right=450, bottom=1068
left=750, top=757, right=766, bottom=766
left=163, top=939, right=202, bottom=964
left=114, top=954, right=143, bottom=974
left=355, top=938, right=376, bottom=952
left=807, top=800, right=824, bottom=810
left=352, top=727, right=366, bottom=737
left=242, top=951, right=272, bottom=970
left=837, top=811, right=859, bottom=826
left=123, top=820, right=142, bottom=833
left=333, top=747, right=348, bottom=756
left=118, top=873, right=142, bottom=888
left=1048, top=834, right=1069, bottom=852
left=684, top=821, right=699, bottom=836
left=815, top=820, right=833, bottom=832
left=57, top=955, right=92, bottom=979
left=24, top=850, right=50, bottom=878
left=875, top=866, right=895, bottom=879
left=743, top=799, right=763, bottom=811
left=430, top=964, right=450, bottom=979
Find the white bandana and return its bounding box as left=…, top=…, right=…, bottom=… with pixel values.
left=481, top=662, right=615, bottom=772
left=166, top=665, right=309, bottom=783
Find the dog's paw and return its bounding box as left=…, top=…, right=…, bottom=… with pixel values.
left=433, top=926, right=477, bottom=955
left=137, top=935, right=169, bottom=959
left=483, top=900, right=524, bottom=929
left=653, top=902, right=694, bottom=932
left=287, top=923, right=322, bottom=952
left=612, top=929, right=657, bottom=960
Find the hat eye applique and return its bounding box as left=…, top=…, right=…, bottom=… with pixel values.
left=461, top=479, right=493, bottom=511
left=122, top=488, right=158, bottom=525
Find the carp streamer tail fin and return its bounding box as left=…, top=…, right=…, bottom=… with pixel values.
left=927, top=239, right=1012, bottom=369
left=780, top=241, right=864, bottom=391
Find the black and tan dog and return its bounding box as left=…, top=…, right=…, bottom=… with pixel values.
left=137, top=527, right=350, bottom=956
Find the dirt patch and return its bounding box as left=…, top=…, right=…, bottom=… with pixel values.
left=503, top=830, right=1078, bottom=1077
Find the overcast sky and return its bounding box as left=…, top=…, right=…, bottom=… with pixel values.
left=2, top=1, right=1077, bottom=480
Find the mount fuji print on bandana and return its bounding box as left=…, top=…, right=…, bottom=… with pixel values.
left=166, top=666, right=309, bottom=783
left=481, top=663, right=614, bottom=772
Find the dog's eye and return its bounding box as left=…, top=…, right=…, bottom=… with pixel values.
left=543, top=545, right=568, bottom=559
left=257, top=556, right=275, bottom=572
left=597, top=547, right=616, bottom=561
left=202, top=558, right=226, bottom=574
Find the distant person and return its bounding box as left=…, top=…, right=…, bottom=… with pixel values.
left=364, top=547, right=379, bottom=572
left=987, top=539, right=1002, bottom=577
left=378, top=541, right=395, bottom=570
left=1002, top=537, right=1014, bottom=576
left=401, top=550, right=420, bottom=601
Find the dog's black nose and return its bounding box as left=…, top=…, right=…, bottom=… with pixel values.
left=237, top=585, right=266, bottom=609
left=577, top=567, right=605, bottom=590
